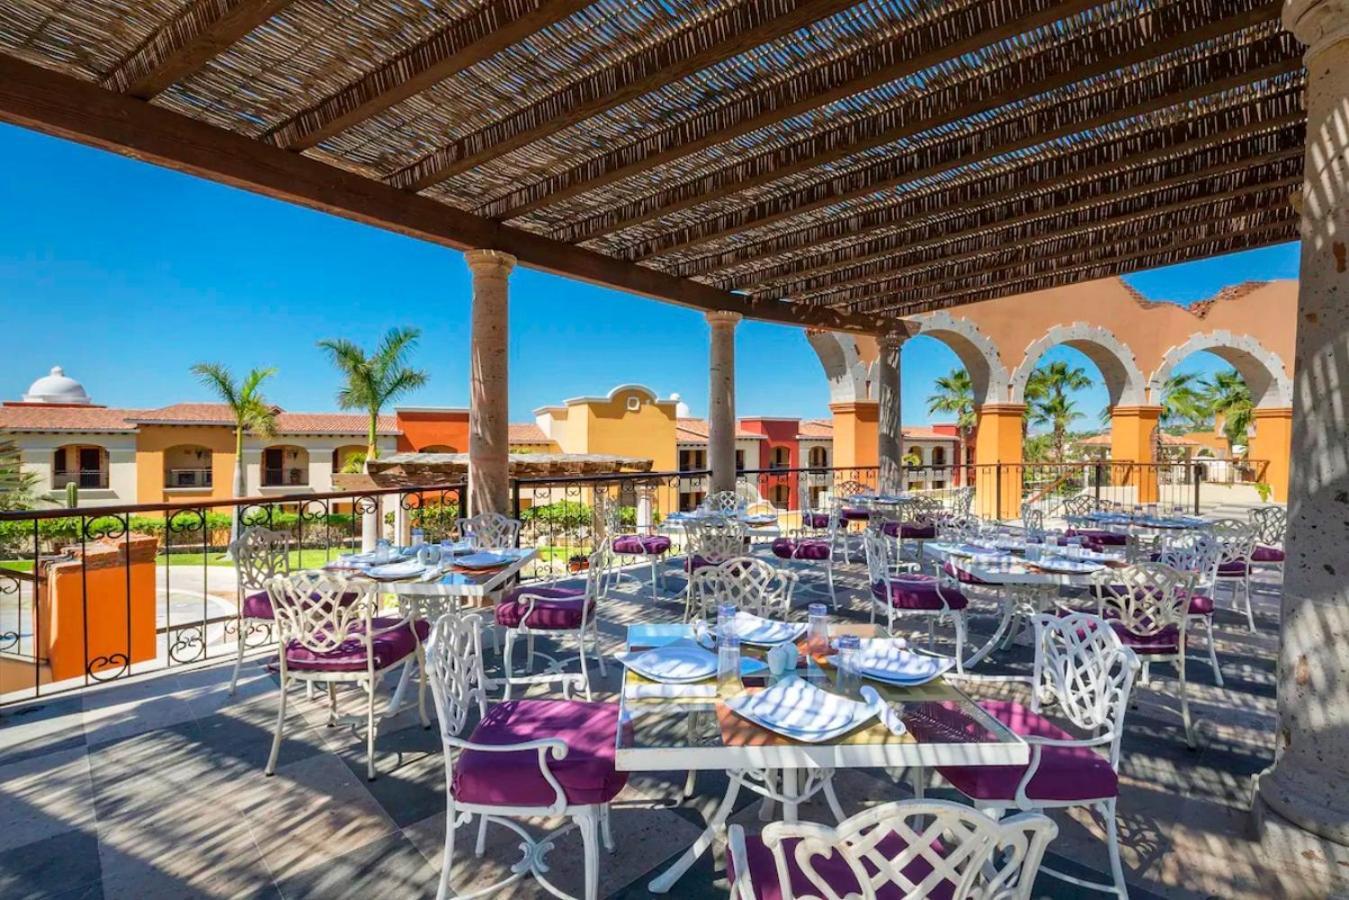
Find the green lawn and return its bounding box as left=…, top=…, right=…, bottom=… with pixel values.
left=160, top=549, right=338, bottom=568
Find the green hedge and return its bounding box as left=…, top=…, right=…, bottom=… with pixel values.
left=521, top=501, right=639, bottom=530
left=0, top=509, right=358, bottom=555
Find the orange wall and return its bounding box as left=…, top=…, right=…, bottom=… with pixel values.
left=135, top=424, right=236, bottom=505
left=395, top=410, right=471, bottom=453
left=830, top=401, right=878, bottom=470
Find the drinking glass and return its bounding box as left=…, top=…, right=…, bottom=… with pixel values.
left=717, top=603, right=738, bottom=640
left=439, top=539, right=456, bottom=560
left=835, top=635, right=861, bottom=694
left=806, top=603, right=829, bottom=658
left=410, top=527, right=425, bottom=547
left=375, top=538, right=392, bottom=563
left=717, top=635, right=743, bottom=697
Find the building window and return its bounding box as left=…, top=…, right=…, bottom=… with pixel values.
left=680, top=491, right=705, bottom=511
left=333, top=445, right=365, bottom=474
left=735, top=449, right=746, bottom=471
left=931, top=446, right=946, bottom=466
left=164, top=445, right=213, bottom=489
left=263, top=445, right=309, bottom=487
left=772, top=484, right=790, bottom=506
left=53, top=444, right=109, bottom=490
left=679, top=448, right=707, bottom=472
left=808, top=446, right=828, bottom=468
left=770, top=447, right=790, bottom=469
left=932, top=480, right=946, bottom=490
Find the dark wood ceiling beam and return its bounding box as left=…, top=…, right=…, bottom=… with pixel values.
left=558, top=0, right=1286, bottom=244
left=386, top=0, right=848, bottom=193
left=479, top=0, right=1101, bottom=221
left=860, top=212, right=1298, bottom=315
left=806, top=185, right=1297, bottom=307
left=100, top=0, right=294, bottom=98
left=0, top=54, right=885, bottom=335
left=629, top=47, right=1301, bottom=261
left=751, top=146, right=1304, bottom=298
left=262, top=0, right=591, bottom=151
left=669, top=84, right=1305, bottom=279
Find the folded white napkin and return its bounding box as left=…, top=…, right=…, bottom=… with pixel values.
left=623, top=683, right=717, bottom=700
left=860, top=686, right=908, bottom=736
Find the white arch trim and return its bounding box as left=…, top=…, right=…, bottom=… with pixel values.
left=1008, top=322, right=1147, bottom=407
left=807, top=331, right=875, bottom=404
left=909, top=312, right=1009, bottom=406
left=1148, top=331, right=1292, bottom=408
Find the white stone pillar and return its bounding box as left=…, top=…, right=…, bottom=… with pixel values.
left=465, top=250, right=515, bottom=516
left=877, top=330, right=906, bottom=494
left=707, top=311, right=741, bottom=495
left=1257, top=0, right=1349, bottom=856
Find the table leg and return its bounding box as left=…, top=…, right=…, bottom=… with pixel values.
left=384, top=658, right=415, bottom=718
left=963, top=596, right=1017, bottom=668
left=783, top=768, right=800, bottom=823
left=647, top=772, right=741, bottom=894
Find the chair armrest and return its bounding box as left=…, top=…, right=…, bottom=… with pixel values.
left=444, top=733, right=573, bottom=814
left=486, top=670, right=588, bottom=699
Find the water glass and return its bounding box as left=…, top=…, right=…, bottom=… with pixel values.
left=717, top=603, right=738, bottom=640
left=806, top=603, right=829, bottom=658
left=410, top=527, right=425, bottom=547
left=439, top=539, right=456, bottom=560
left=835, top=634, right=861, bottom=694
left=375, top=538, right=392, bottom=563
left=717, top=636, right=743, bottom=697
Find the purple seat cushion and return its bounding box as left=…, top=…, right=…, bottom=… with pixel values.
left=685, top=554, right=721, bottom=572
left=1217, top=560, right=1249, bottom=577
left=1184, top=591, right=1214, bottom=616
left=285, top=617, right=429, bottom=672
left=770, top=537, right=831, bottom=561
left=879, top=521, right=937, bottom=540
left=871, top=574, right=967, bottom=611
left=935, top=699, right=1118, bottom=803
left=802, top=511, right=832, bottom=529
left=840, top=506, right=870, bottom=521
left=729, top=831, right=948, bottom=900
left=942, top=560, right=988, bottom=586
left=612, top=534, right=671, bottom=556
left=1109, top=621, right=1180, bottom=655
left=1066, top=529, right=1128, bottom=547
left=453, top=700, right=628, bottom=807
left=496, top=586, right=591, bottom=630
left=1252, top=545, right=1284, bottom=563
left=242, top=590, right=273, bottom=620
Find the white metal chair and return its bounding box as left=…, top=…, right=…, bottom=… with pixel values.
left=1021, top=503, right=1046, bottom=542
left=687, top=555, right=798, bottom=622
left=701, top=490, right=744, bottom=516
left=772, top=503, right=839, bottom=609
left=603, top=494, right=671, bottom=600
left=932, top=613, right=1139, bottom=898
left=425, top=612, right=624, bottom=900
left=1156, top=530, right=1225, bottom=686
left=683, top=518, right=749, bottom=603
left=728, top=799, right=1057, bottom=900
left=1091, top=562, right=1195, bottom=748
left=863, top=529, right=967, bottom=670
left=1249, top=504, right=1287, bottom=578
left=456, top=511, right=522, bottom=549
left=1210, top=518, right=1258, bottom=631
left=498, top=548, right=610, bottom=700
left=264, top=572, right=428, bottom=781
left=227, top=525, right=289, bottom=695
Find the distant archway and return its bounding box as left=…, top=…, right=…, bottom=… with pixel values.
left=910, top=312, right=1009, bottom=407
left=1148, top=331, right=1292, bottom=408
left=1009, top=323, right=1146, bottom=407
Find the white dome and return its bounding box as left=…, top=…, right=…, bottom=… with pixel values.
left=21, top=366, right=92, bottom=405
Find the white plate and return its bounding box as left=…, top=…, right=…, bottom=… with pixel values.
left=852, top=647, right=954, bottom=686
left=614, top=639, right=719, bottom=684
left=453, top=552, right=514, bottom=570
left=365, top=561, right=427, bottom=580
left=1034, top=557, right=1104, bottom=574
left=725, top=678, right=876, bottom=742
left=730, top=612, right=806, bottom=646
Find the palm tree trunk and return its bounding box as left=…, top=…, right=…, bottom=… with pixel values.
left=361, top=409, right=380, bottom=552
left=230, top=425, right=245, bottom=549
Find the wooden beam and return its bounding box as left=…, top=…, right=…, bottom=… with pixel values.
left=262, top=0, right=591, bottom=151
left=479, top=0, right=1101, bottom=221
left=0, top=55, right=883, bottom=335
left=628, top=53, right=1301, bottom=261
left=867, top=214, right=1298, bottom=315
left=666, top=84, right=1305, bottom=278
left=807, top=185, right=1298, bottom=307
left=749, top=147, right=1304, bottom=298
left=385, top=0, right=849, bottom=192
left=100, top=0, right=294, bottom=98
left=556, top=1, right=1287, bottom=244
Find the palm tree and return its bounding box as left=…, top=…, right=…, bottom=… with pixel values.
left=1159, top=372, right=1213, bottom=433
left=1026, top=361, right=1091, bottom=462
left=0, top=437, right=39, bottom=510
left=926, top=368, right=976, bottom=480
left=190, top=363, right=278, bottom=543
left=317, top=327, right=428, bottom=460
left=1204, top=368, right=1253, bottom=453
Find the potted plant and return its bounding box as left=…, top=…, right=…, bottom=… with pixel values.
left=567, top=553, right=590, bottom=573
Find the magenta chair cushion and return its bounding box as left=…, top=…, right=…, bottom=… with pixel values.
left=284, top=617, right=429, bottom=672
left=840, top=506, right=870, bottom=521
left=1252, top=545, right=1284, bottom=563
left=941, top=560, right=989, bottom=586
left=1184, top=591, right=1214, bottom=615
left=685, top=554, right=720, bottom=572
left=242, top=590, right=273, bottom=620
left=1109, top=622, right=1180, bottom=655
left=933, top=699, right=1119, bottom=803
left=1217, top=560, right=1249, bottom=577
left=870, top=575, right=968, bottom=611
left=495, top=587, right=592, bottom=630
left=612, top=534, right=671, bottom=556
left=771, top=538, right=831, bottom=561
left=802, top=511, right=832, bottom=529
left=729, top=831, right=948, bottom=900
left=1065, top=529, right=1128, bottom=546
left=879, top=521, right=937, bottom=540
left=453, top=700, right=628, bottom=807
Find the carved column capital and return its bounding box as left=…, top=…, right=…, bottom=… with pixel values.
left=706, top=309, right=743, bottom=330
left=1284, top=0, right=1349, bottom=60
left=464, top=249, right=517, bottom=279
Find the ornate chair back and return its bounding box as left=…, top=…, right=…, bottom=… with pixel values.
left=1031, top=613, right=1139, bottom=767
left=687, top=518, right=748, bottom=565
left=265, top=572, right=379, bottom=662
left=702, top=490, right=743, bottom=516
left=1060, top=494, right=1099, bottom=521
left=1156, top=531, right=1221, bottom=589
left=1250, top=505, right=1287, bottom=549
left=940, top=514, right=982, bottom=543
left=232, top=526, right=291, bottom=593
left=426, top=611, right=490, bottom=739
left=749, top=799, right=1057, bottom=900
left=690, top=556, right=796, bottom=620
left=834, top=479, right=868, bottom=500
left=456, top=511, right=521, bottom=549
left=1020, top=505, right=1045, bottom=542
left=1210, top=518, right=1258, bottom=566
left=1089, top=562, right=1190, bottom=642
left=951, top=485, right=974, bottom=517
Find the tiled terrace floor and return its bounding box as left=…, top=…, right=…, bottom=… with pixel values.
left=0, top=552, right=1332, bottom=899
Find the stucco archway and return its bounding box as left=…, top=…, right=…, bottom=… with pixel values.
left=1148, top=331, right=1292, bottom=408
left=909, top=312, right=1009, bottom=407
left=806, top=330, right=873, bottom=404
left=1008, top=322, right=1147, bottom=407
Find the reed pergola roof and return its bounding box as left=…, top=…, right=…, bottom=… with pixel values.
left=0, top=0, right=1303, bottom=331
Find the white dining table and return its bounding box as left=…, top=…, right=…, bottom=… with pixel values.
left=616, top=622, right=1027, bottom=893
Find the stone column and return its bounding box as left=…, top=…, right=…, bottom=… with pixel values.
left=1255, top=0, right=1349, bottom=866
left=877, top=330, right=906, bottom=494
left=707, top=311, right=741, bottom=495
left=465, top=250, right=515, bottom=516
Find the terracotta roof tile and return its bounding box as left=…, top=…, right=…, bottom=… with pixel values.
left=901, top=426, right=960, bottom=441
left=0, top=405, right=142, bottom=433
left=508, top=423, right=552, bottom=443
left=797, top=419, right=833, bottom=438
left=676, top=418, right=763, bottom=441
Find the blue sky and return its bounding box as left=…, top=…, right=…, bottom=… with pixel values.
left=0, top=124, right=1301, bottom=427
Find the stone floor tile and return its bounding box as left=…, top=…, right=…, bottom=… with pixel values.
left=0, top=828, right=103, bottom=900
left=272, top=830, right=435, bottom=899
left=0, top=745, right=95, bottom=854
left=0, top=695, right=87, bottom=766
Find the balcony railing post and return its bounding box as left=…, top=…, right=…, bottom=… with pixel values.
left=995, top=464, right=1003, bottom=521
left=1193, top=461, right=1202, bottom=515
